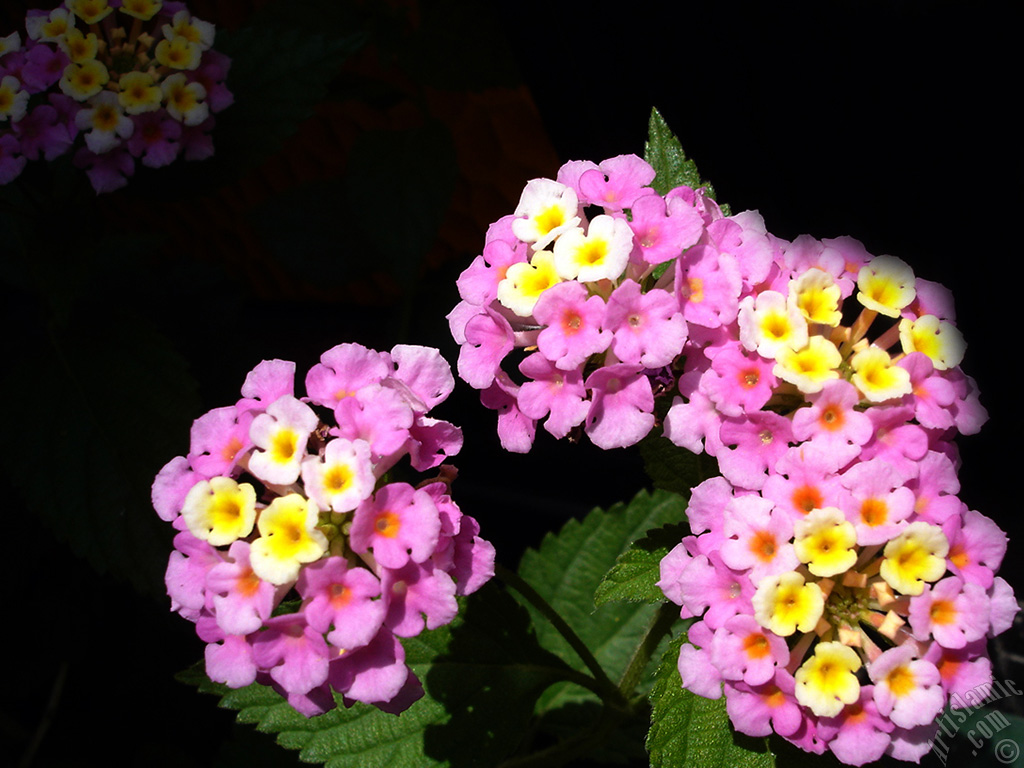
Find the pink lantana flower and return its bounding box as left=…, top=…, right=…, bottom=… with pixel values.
left=724, top=669, right=805, bottom=740
left=706, top=212, right=777, bottom=290
left=627, top=191, right=704, bottom=266
left=604, top=281, right=687, bottom=368
left=681, top=475, right=741, bottom=535
left=350, top=482, right=442, bottom=570
left=457, top=238, right=528, bottom=307
left=152, top=455, right=200, bottom=522
left=898, top=353, right=956, bottom=430
left=443, top=513, right=497, bottom=597
left=188, top=405, right=253, bottom=478
left=583, top=364, right=655, bottom=450
left=73, top=144, right=133, bottom=192
left=251, top=613, right=331, bottom=697
left=923, top=638, right=993, bottom=702
left=13, top=102, right=73, bottom=160
left=868, top=645, right=944, bottom=730
left=717, top=411, right=794, bottom=491
left=297, top=557, right=386, bottom=651
left=908, top=576, right=990, bottom=649
left=700, top=342, right=777, bottom=418
left=531, top=280, right=611, bottom=371
left=0, top=133, right=27, bottom=183
left=943, top=508, right=1008, bottom=590
left=664, top=549, right=755, bottom=628
left=516, top=352, right=590, bottom=439
left=720, top=495, right=798, bottom=583
left=456, top=308, right=514, bottom=390
left=204, top=631, right=258, bottom=689
left=663, top=369, right=725, bottom=458
left=479, top=371, right=537, bottom=453
left=406, top=415, right=463, bottom=472
left=575, top=153, right=656, bottom=211
left=381, top=560, right=459, bottom=637
left=815, top=686, right=894, bottom=767
left=205, top=540, right=280, bottom=636
left=20, top=42, right=67, bottom=92
left=858, top=406, right=929, bottom=483
left=677, top=620, right=723, bottom=699
left=791, top=380, right=873, bottom=472
left=710, top=614, right=789, bottom=686
left=838, top=458, right=915, bottom=545
left=674, top=244, right=743, bottom=329
left=237, top=359, right=295, bottom=415
left=906, top=450, right=962, bottom=526
left=328, top=629, right=417, bottom=709
left=304, top=341, right=391, bottom=410
left=760, top=445, right=845, bottom=522
left=331, top=386, right=414, bottom=464
left=165, top=529, right=223, bottom=621
left=388, top=344, right=456, bottom=412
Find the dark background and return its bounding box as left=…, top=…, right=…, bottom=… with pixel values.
left=4, top=0, right=1020, bottom=766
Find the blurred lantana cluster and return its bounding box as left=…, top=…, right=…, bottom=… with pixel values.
left=152, top=343, right=495, bottom=717
left=0, top=0, right=231, bottom=192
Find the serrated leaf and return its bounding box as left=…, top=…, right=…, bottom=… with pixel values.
left=647, top=631, right=775, bottom=768
left=644, top=107, right=718, bottom=201
left=594, top=517, right=691, bottom=608
left=182, top=582, right=570, bottom=767
left=515, top=488, right=686, bottom=713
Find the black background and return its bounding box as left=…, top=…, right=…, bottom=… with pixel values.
left=5, top=1, right=1020, bottom=766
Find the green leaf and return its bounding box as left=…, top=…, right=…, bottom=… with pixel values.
left=515, top=488, right=687, bottom=714
left=647, top=631, right=775, bottom=768
left=644, top=107, right=718, bottom=202
left=594, top=517, right=690, bottom=608
left=182, top=582, right=571, bottom=767
left=637, top=433, right=718, bottom=498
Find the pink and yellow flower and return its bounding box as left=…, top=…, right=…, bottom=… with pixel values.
left=153, top=343, right=493, bottom=718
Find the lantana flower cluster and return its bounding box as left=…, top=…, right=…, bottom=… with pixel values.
left=0, top=0, right=231, bottom=192
left=647, top=223, right=1016, bottom=759
left=448, top=154, right=987, bottom=459
left=454, top=153, right=1017, bottom=763
left=151, top=343, right=495, bottom=717
left=449, top=153, right=708, bottom=451
left=658, top=455, right=1017, bottom=764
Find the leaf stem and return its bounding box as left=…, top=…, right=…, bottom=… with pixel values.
left=495, top=563, right=627, bottom=708
left=616, top=601, right=680, bottom=698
